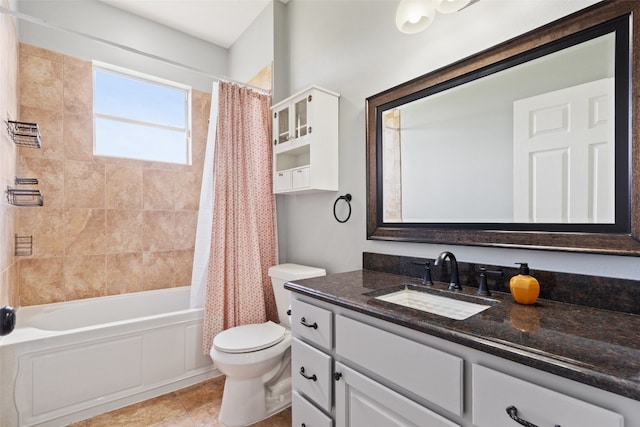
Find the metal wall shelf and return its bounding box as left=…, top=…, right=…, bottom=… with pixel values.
left=6, top=187, right=43, bottom=206
left=14, top=234, right=33, bottom=256
left=6, top=120, right=42, bottom=148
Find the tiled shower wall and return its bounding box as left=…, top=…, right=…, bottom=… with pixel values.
left=0, top=0, right=19, bottom=308
left=15, top=43, right=210, bottom=306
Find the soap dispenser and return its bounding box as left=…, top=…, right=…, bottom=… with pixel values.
left=509, top=263, right=539, bottom=305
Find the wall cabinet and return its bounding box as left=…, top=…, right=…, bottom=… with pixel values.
left=272, top=86, right=339, bottom=194
left=290, top=293, right=638, bottom=427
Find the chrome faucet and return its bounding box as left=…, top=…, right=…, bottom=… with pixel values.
left=434, top=251, right=462, bottom=291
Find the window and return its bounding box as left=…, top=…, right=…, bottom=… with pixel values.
left=93, top=63, right=191, bottom=165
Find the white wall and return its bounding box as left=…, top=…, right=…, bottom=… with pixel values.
left=17, top=0, right=228, bottom=91
left=228, top=2, right=273, bottom=85
left=278, top=0, right=640, bottom=280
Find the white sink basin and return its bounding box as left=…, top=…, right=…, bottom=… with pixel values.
left=375, top=288, right=493, bottom=320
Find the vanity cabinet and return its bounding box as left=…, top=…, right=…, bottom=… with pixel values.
left=271, top=86, right=339, bottom=194
left=290, top=292, right=638, bottom=427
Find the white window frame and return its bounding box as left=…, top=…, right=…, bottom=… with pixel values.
left=92, top=61, right=192, bottom=165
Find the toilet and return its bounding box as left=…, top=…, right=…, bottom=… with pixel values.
left=210, top=263, right=326, bottom=427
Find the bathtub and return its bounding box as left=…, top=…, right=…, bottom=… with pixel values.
left=0, top=287, right=218, bottom=427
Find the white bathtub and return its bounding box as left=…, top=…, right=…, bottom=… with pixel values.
left=0, top=287, right=218, bottom=427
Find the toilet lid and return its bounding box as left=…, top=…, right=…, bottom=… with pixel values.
left=213, top=321, right=286, bottom=353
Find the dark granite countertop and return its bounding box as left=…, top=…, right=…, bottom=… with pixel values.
left=285, top=269, right=640, bottom=402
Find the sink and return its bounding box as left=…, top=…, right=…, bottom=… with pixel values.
left=371, top=285, right=495, bottom=320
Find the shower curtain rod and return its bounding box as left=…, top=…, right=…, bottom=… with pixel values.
left=0, top=5, right=271, bottom=94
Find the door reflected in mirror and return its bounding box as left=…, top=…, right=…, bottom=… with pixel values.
left=381, top=32, right=616, bottom=224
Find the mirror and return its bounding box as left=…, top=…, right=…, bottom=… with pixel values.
left=366, top=1, right=640, bottom=255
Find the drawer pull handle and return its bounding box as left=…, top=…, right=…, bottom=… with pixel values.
left=300, top=317, right=318, bottom=329
left=300, top=367, right=317, bottom=381
left=506, top=406, right=561, bottom=427
left=334, top=372, right=343, bottom=381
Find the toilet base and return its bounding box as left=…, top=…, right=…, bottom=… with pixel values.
left=218, top=375, right=292, bottom=427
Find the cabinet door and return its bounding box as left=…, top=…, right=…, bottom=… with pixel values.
left=472, top=365, right=623, bottom=427
left=335, top=362, right=460, bottom=427
left=273, top=105, right=291, bottom=146
left=294, top=93, right=312, bottom=141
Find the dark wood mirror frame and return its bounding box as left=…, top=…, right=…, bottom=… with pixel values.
left=366, top=0, right=640, bottom=256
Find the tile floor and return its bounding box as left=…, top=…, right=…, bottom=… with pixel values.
left=68, top=376, right=291, bottom=427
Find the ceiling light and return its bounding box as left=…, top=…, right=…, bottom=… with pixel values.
left=395, top=0, right=436, bottom=34
left=395, top=0, right=476, bottom=34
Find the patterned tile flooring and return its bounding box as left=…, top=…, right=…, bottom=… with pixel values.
left=68, top=376, right=291, bottom=427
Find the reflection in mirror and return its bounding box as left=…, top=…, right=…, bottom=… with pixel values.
left=382, top=33, right=615, bottom=224
left=367, top=0, right=640, bottom=255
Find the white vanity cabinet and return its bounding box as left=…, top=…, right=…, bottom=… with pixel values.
left=290, top=293, right=638, bottom=427
left=271, top=86, right=339, bottom=194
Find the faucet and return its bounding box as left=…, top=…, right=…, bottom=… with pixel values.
left=434, top=251, right=462, bottom=291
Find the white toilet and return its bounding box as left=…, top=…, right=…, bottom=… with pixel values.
left=210, top=263, right=326, bottom=427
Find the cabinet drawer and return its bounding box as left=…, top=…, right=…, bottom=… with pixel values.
left=291, top=298, right=333, bottom=350
left=335, top=315, right=463, bottom=416
left=292, top=338, right=332, bottom=412
left=472, top=365, right=623, bottom=427
left=335, top=362, right=460, bottom=427
left=274, top=171, right=291, bottom=192
left=292, top=166, right=310, bottom=188
left=292, top=390, right=333, bottom=427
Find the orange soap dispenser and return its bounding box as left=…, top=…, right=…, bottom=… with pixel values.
left=509, top=263, right=540, bottom=305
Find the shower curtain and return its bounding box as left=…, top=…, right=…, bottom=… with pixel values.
left=195, top=81, right=279, bottom=354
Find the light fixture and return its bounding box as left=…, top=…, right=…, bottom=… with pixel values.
left=395, top=0, right=474, bottom=34
left=395, top=0, right=436, bottom=34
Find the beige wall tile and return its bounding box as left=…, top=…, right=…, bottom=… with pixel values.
left=64, top=254, right=106, bottom=300
left=13, top=45, right=204, bottom=304
left=106, top=209, right=143, bottom=253
left=17, top=208, right=64, bottom=258
left=19, top=257, right=64, bottom=305
left=19, top=52, right=63, bottom=111
left=63, top=55, right=92, bottom=117
left=143, top=169, right=176, bottom=210
left=143, top=210, right=175, bottom=251
left=174, top=210, right=197, bottom=250
left=106, top=163, right=143, bottom=209
left=142, top=251, right=175, bottom=290
left=65, top=208, right=106, bottom=255
left=106, top=252, right=143, bottom=295
left=18, top=157, right=64, bottom=209
left=174, top=171, right=201, bottom=211
left=174, top=249, right=194, bottom=287
left=19, top=43, right=64, bottom=62
left=63, top=112, right=95, bottom=161
left=64, top=160, right=105, bottom=209
left=18, top=106, right=64, bottom=160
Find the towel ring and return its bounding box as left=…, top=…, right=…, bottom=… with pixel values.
left=333, top=194, right=352, bottom=223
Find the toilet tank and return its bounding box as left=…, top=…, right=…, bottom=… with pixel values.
left=268, top=264, right=326, bottom=328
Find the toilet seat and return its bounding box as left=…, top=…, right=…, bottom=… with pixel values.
left=213, top=321, right=286, bottom=353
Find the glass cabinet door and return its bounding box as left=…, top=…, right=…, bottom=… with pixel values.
left=274, top=105, right=290, bottom=145
left=294, top=96, right=310, bottom=139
